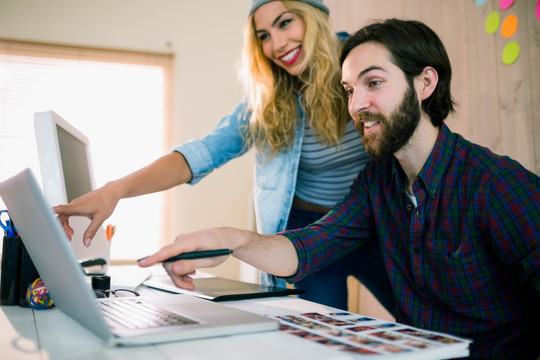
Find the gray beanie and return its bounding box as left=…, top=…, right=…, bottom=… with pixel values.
left=249, top=0, right=329, bottom=16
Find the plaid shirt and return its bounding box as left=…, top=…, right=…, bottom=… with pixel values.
left=281, top=124, right=540, bottom=359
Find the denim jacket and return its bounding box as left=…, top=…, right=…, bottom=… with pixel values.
left=174, top=96, right=305, bottom=236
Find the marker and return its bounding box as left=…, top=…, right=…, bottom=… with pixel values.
left=138, top=249, right=233, bottom=263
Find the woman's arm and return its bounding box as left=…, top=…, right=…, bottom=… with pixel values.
left=54, top=151, right=192, bottom=246
left=55, top=100, right=252, bottom=247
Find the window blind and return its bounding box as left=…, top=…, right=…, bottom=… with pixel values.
left=0, top=39, right=173, bottom=260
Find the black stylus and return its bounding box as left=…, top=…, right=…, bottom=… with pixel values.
left=138, top=249, right=233, bottom=263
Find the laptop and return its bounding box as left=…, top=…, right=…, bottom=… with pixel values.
left=0, top=168, right=279, bottom=346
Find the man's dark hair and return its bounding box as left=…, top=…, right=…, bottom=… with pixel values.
left=340, top=18, right=455, bottom=126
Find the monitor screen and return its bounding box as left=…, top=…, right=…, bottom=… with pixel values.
left=34, top=111, right=95, bottom=206
left=56, top=124, right=93, bottom=202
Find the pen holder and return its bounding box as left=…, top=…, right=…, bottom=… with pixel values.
left=0, top=234, right=23, bottom=305
left=19, top=243, right=39, bottom=307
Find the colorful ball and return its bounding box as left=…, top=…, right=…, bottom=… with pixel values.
left=26, top=278, right=54, bottom=310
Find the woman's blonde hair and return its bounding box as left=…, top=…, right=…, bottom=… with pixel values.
left=240, top=0, right=349, bottom=159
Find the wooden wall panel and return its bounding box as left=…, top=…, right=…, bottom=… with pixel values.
left=463, top=1, right=502, bottom=151
left=527, top=2, right=540, bottom=172
left=494, top=1, right=535, bottom=169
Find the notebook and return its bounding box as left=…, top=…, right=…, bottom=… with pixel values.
left=0, top=168, right=278, bottom=346
left=144, top=274, right=304, bottom=301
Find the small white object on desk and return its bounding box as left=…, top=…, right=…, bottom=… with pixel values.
left=108, top=265, right=151, bottom=291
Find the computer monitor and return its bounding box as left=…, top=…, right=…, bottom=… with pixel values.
left=34, top=111, right=110, bottom=273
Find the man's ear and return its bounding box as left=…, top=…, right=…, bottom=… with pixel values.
left=415, top=66, right=438, bottom=101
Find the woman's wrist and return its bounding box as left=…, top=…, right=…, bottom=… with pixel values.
left=102, top=179, right=127, bottom=202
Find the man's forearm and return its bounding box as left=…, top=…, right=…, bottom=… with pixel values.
left=230, top=230, right=299, bottom=278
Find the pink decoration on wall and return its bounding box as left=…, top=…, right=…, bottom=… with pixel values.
left=499, top=0, right=514, bottom=11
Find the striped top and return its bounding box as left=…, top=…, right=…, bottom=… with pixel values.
left=295, top=120, right=371, bottom=207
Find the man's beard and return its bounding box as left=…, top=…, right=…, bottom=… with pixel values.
left=354, top=85, right=421, bottom=159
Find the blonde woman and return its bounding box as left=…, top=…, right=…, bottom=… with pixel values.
left=56, top=0, right=395, bottom=313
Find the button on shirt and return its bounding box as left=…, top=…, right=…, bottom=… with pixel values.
left=280, top=124, right=540, bottom=359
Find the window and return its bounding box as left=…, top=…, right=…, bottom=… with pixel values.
left=0, top=39, right=173, bottom=260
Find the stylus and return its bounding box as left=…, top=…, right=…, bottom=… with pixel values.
left=138, top=249, right=233, bottom=263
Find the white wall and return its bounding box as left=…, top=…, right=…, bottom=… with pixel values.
left=0, top=0, right=254, bottom=279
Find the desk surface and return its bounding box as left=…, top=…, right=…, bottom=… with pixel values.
left=0, top=266, right=470, bottom=360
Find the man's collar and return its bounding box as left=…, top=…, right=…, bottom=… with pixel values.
left=391, top=123, right=455, bottom=198
left=416, top=123, right=456, bottom=198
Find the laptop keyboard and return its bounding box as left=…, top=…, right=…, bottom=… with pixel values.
left=99, top=298, right=199, bottom=330
left=110, top=269, right=151, bottom=291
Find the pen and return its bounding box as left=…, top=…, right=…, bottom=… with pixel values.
left=138, top=249, right=233, bottom=263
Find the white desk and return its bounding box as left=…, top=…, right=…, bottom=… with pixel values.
left=0, top=296, right=353, bottom=360
left=0, top=267, right=470, bottom=360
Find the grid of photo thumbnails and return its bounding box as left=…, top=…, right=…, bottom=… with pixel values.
left=273, top=312, right=470, bottom=357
